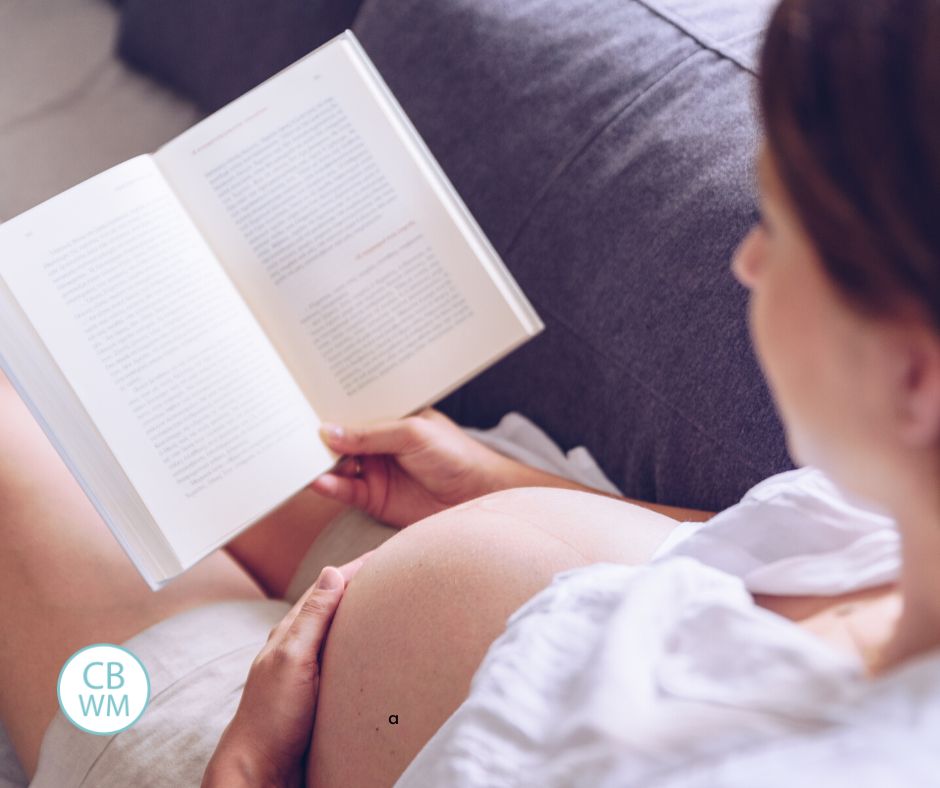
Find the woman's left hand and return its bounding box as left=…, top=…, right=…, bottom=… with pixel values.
left=203, top=553, right=371, bottom=787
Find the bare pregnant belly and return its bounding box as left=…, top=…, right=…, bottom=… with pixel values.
left=307, top=487, right=896, bottom=786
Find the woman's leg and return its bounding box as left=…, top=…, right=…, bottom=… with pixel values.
left=225, top=488, right=349, bottom=598
left=309, top=486, right=676, bottom=787
left=0, top=375, right=264, bottom=777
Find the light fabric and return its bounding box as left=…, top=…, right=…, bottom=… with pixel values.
left=394, top=468, right=933, bottom=787
left=30, top=600, right=291, bottom=788
left=662, top=467, right=899, bottom=594
left=464, top=413, right=624, bottom=497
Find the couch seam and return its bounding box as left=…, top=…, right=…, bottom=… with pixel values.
left=502, top=1, right=763, bottom=261
left=0, top=59, right=113, bottom=137
left=631, top=0, right=764, bottom=77
left=503, top=47, right=704, bottom=260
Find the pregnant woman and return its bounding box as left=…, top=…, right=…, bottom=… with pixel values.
left=276, top=1, right=940, bottom=784
left=2, top=0, right=937, bottom=785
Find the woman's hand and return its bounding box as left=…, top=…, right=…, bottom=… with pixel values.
left=310, top=408, right=525, bottom=527
left=203, top=553, right=371, bottom=788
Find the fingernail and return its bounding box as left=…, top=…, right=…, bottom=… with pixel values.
left=315, top=566, right=343, bottom=591
left=321, top=423, right=344, bottom=442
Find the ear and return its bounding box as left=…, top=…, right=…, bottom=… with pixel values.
left=895, top=323, right=940, bottom=448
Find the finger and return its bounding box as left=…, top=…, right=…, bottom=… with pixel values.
left=276, top=550, right=373, bottom=640
left=319, top=417, right=427, bottom=456
left=283, top=566, right=345, bottom=657
left=309, top=472, right=370, bottom=509
left=271, top=564, right=344, bottom=643
left=331, top=455, right=361, bottom=478
left=423, top=407, right=459, bottom=428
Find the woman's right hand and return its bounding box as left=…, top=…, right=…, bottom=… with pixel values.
left=310, top=408, right=525, bottom=527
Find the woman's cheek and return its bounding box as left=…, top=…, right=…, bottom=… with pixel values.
left=747, top=278, right=783, bottom=387
left=748, top=267, right=810, bottom=431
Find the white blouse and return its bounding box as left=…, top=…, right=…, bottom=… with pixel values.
left=395, top=468, right=940, bottom=786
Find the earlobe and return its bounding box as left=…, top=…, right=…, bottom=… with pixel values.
left=896, top=330, right=940, bottom=448
left=731, top=226, right=764, bottom=289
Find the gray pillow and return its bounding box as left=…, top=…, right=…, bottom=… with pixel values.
left=354, top=0, right=792, bottom=511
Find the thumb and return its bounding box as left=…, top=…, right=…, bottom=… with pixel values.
left=320, top=418, right=426, bottom=456
left=281, top=566, right=346, bottom=657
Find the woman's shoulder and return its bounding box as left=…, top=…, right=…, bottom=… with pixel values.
left=700, top=466, right=894, bottom=538
left=658, top=467, right=901, bottom=595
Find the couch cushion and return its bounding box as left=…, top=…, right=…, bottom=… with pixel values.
left=354, top=0, right=791, bottom=511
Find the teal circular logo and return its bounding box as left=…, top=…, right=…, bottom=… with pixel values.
left=57, top=644, right=150, bottom=735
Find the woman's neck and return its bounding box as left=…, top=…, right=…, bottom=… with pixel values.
left=877, top=481, right=940, bottom=672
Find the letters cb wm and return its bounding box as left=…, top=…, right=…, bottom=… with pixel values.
left=57, top=643, right=150, bottom=735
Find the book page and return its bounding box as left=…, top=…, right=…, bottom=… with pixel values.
left=156, top=34, right=540, bottom=427
left=0, top=156, right=332, bottom=565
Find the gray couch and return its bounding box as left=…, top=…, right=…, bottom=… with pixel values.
left=0, top=0, right=788, bottom=783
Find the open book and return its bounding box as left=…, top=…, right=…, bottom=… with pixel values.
left=0, top=32, right=543, bottom=588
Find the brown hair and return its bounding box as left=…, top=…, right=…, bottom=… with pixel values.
left=759, top=0, right=940, bottom=329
